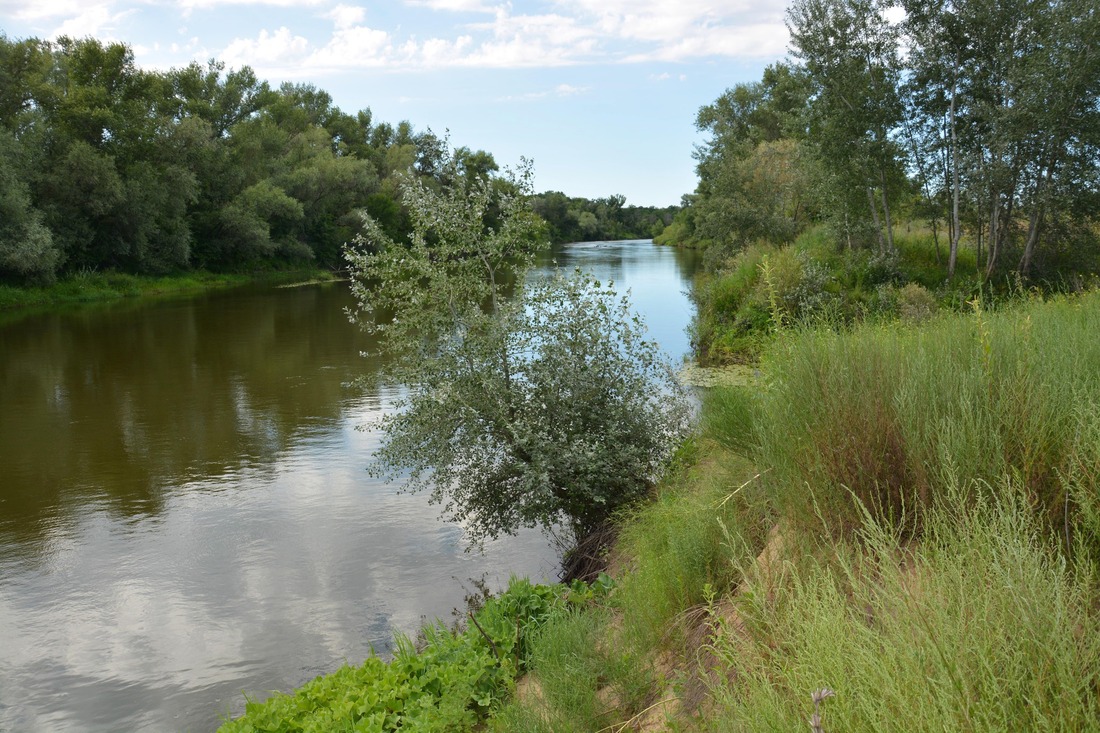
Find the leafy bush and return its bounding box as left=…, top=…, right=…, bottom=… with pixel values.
left=217, top=578, right=590, bottom=733
left=895, top=282, right=937, bottom=322
left=692, top=242, right=841, bottom=361
left=347, top=154, right=691, bottom=544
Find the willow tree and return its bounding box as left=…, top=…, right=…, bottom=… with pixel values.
left=344, top=152, right=691, bottom=546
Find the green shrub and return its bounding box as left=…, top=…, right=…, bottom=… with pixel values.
left=217, top=578, right=581, bottom=733
left=895, top=282, right=937, bottom=322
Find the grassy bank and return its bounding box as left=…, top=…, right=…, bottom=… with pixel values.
left=686, top=224, right=1081, bottom=364
left=492, top=288, right=1100, bottom=731
left=213, top=289, right=1100, bottom=732
left=0, top=268, right=339, bottom=313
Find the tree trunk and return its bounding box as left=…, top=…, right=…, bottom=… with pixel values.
left=1019, top=158, right=1055, bottom=276
left=931, top=213, right=941, bottom=264
left=948, top=55, right=962, bottom=280
left=867, top=186, right=885, bottom=255
left=985, top=194, right=1000, bottom=278
left=880, top=170, right=895, bottom=256
left=976, top=212, right=982, bottom=270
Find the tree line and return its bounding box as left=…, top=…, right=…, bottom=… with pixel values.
left=668, top=0, right=1100, bottom=281
left=530, top=191, right=677, bottom=244
left=0, top=35, right=674, bottom=287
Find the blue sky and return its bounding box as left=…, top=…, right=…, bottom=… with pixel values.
left=1, top=1, right=792, bottom=206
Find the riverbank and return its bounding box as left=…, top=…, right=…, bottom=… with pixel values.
left=217, top=287, right=1100, bottom=731
left=684, top=223, right=1100, bottom=365
left=490, top=287, right=1100, bottom=731
left=0, top=268, right=339, bottom=313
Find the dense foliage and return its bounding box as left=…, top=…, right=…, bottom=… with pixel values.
left=0, top=35, right=659, bottom=289
left=665, top=0, right=1100, bottom=281
left=530, top=191, right=678, bottom=244
left=346, top=152, right=691, bottom=544
left=0, top=34, right=454, bottom=283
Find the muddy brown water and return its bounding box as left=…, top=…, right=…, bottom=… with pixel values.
left=0, top=239, right=701, bottom=732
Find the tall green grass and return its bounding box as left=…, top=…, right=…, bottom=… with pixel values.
left=488, top=607, right=656, bottom=733
left=748, top=292, right=1100, bottom=546
left=708, top=486, right=1100, bottom=732
left=491, top=290, right=1100, bottom=733
left=487, top=443, right=765, bottom=732
left=613, top=446, right=761, bottom=652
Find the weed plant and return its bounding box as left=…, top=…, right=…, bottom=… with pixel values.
left=751, top=291, right=1100, bottom=545
left=708, top=486, right=1100, bottom=732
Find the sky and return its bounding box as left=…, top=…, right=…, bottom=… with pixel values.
left=0, top=1, right=793, bottom=207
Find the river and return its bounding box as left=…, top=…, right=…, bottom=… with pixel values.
left=0, top=239, right=701, bottom=732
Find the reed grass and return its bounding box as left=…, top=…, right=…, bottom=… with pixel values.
left=752, top=291, right=1100, bottom=547
left=708, top=484, right=1100, bottom=732
left=490, top=290, right=1100, bottom=732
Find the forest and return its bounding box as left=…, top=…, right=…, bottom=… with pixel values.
left=0, top=35, right=670, bottom=287
left=664, top=0, right=1099, bottom=281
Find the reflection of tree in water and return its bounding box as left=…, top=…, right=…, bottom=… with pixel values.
left=0, top=284, right=377, bottom=561
left=670, top=244, right=704, bottom=284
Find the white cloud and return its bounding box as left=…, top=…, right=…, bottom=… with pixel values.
left=306, top=25, right=395, bottom=71
left=404, top=0, right=496, bottom=12
left=0, top=0, right=84, bottom=21
left=214, top=0, right=788, bottom=76
left=52, top=4, right=131, bottom=39
left=178, top=0, right=325, bottom=8
left=554, top=83, right=588, bottom=96
left=0, top=0, right=126, bottom=37
left=222, top=26, right=310, bottom=69
left=324, top=4, right=367, bottom=30
left=623, top=22, right=788, bottom=62
left=552, top=0, right=789, bottom=61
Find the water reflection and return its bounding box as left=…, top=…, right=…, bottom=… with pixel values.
left=0, top=284, right=378, bottom=564
left=0, top=240, right=700, bottom=733
left=544, top=239, right=702, bottom=361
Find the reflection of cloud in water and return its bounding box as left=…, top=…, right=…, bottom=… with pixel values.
left=0, top=385, right=558, bottom=733
left=0, top=244, right=693, bottom=732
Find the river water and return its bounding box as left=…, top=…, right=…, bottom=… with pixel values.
left=0, top=239, right=701, bottom=732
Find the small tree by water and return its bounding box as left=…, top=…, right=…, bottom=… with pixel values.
left=344, top=153, right=691, bottom=546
